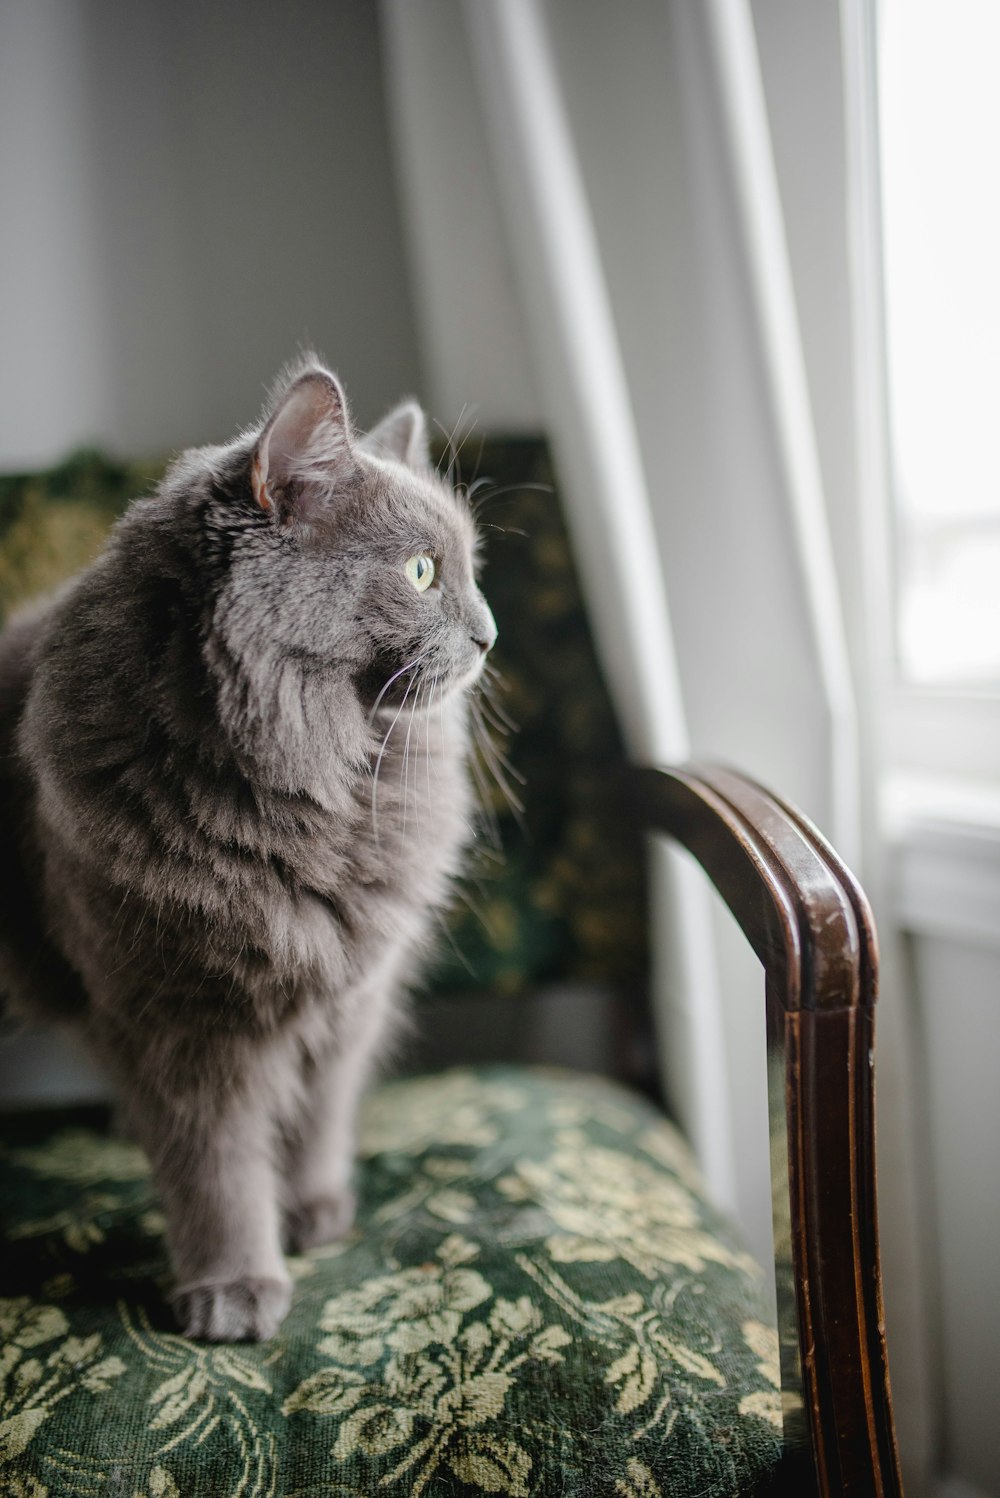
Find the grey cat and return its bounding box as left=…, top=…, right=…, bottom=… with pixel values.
left=0, top=358, right=496, bottom=1341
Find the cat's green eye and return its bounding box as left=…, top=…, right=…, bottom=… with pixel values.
left=405, top=554, right=436, bottom=592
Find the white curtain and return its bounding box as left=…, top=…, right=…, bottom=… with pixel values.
left=379, top=0, right=931, bottom=1477
left=384, top=0, right=742, bottom=1223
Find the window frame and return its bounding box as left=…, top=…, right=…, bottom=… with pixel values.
left=862, top=0, right=1000, bottom=791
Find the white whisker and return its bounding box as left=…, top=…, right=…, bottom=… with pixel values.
left=423, top=674, right=436, bottom=811
left=400, top=672, right=423, bottom=838
left=439, top=671, right=448, bottom=806
left=471, top=696, right=525, bottom=823
left=368, top=652, right=426, bottom=723
left=468, top=747, right=501, bottom=851
left=478, top=683, right=519, bottom=736
left=371, top=665, right=421, bottom=843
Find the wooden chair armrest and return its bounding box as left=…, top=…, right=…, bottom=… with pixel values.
left=633, top=763, right=902, bottom=1498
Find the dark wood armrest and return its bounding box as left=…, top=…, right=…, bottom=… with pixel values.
left=633, top=763, right=902, bottom=1498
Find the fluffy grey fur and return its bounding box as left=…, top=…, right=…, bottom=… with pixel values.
left=0, top=358, right=496, bottom=1341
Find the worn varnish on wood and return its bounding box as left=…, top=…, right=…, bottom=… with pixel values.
left=634, top=763, right=903, bottom=1498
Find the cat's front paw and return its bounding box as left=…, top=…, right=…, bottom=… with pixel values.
left=287, top=1188, right=358, bottom=1252
left=172, top=1275, right=292, bottom=1342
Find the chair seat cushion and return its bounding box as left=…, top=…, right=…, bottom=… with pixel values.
left=0, top=1066, right=782, bottom=1496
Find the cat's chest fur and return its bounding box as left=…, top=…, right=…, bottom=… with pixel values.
left=50, top=695, right=472, bottom=1031
left=245, top=709, right=473, bottom=978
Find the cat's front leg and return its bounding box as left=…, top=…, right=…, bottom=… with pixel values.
left=124, top=1070, right=292, bottom=1342
left=285, top=982, right=401, bottom=1252
left=284, top=1045, right=365, bottom=1253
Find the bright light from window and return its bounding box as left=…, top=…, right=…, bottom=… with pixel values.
left=879, top=0, right=1000, bottom=687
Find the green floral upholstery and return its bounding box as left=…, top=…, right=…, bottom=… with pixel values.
left=1, top=1067, right=781, bottom=1497
left=1, top=450, right=777, bottom=1491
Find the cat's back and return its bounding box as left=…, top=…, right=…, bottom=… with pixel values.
left=0, top=589, right=74, bottom=828
left=0, top=595, right=60, bottom=758
left=19, top=497, right=201, bottom=795
left=0, top=592, right=93, bottom=1018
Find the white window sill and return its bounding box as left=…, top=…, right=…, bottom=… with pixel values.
left=882, top=773, right=1000, bottom=951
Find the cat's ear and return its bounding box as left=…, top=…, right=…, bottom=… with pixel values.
left=358, top=400, right=429, bottom=470
left=252, top=370, right=353, bottom=522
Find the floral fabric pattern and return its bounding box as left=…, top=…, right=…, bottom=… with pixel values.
left=1, top=1068, right=782, bottom=1496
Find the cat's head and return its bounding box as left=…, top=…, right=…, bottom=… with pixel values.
left=191, top=356, right=496, bottom=720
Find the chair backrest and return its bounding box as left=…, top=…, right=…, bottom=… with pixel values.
left=637, top=763, right=903, bottom=1496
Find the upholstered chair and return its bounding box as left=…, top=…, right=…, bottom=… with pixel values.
left=0, top=444, right=901, bottom=1496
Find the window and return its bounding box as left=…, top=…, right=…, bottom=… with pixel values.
left=879, top=0, right=1000, bottom=689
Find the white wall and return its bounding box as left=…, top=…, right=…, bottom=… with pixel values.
left=909, top=932, right=1000, bottom=1498
left=0, top=0, right=423, bottom=467
left=381, top=0, right=540, bottom=433
left=0, top=0, right=119, bottom=466
left=889, top=787, right=1000, bottom=1498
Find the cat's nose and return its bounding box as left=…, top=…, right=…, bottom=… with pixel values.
left=471, top=604, right=498, bottom=655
